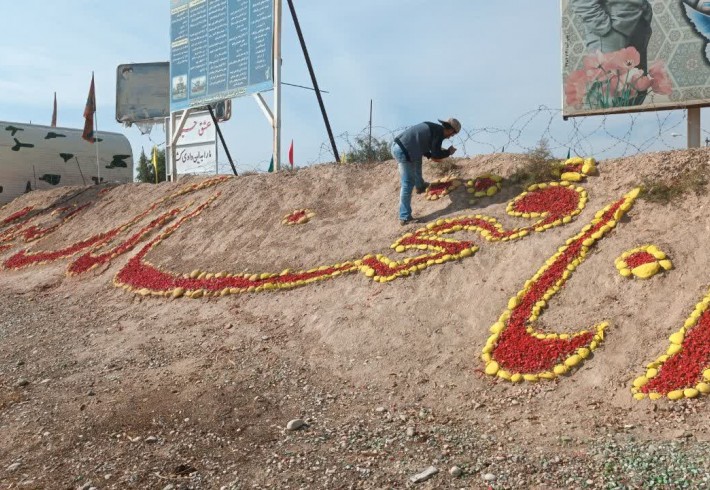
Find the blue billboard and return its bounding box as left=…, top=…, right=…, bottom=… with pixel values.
left=170, top=0, right=274, bottom=111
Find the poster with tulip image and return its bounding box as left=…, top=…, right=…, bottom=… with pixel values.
left=561, top=0, right=710, bottom=117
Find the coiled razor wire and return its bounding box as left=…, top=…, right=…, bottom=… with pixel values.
left=313, top=105, right=695, bottom=165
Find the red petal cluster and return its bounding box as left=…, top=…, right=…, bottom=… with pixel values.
left=427, top=181, right=455, bottom=197
left=561, top=163, right=583, bottom=173
left=492, top=198, right=624, bottom=373
left=285, top=210, right=307, bottom=224
left=22, top=203, right=92, bottom=243
left=2, top=206, right=33, bottom=225
left=473, top=177, right=497, bottom=191
left=641, top=311, right=710, bottom=395
left=512, top=186, right=580, bottom=217
left=624, top=251, right=656, bottom=269
left=68, top=208, right=181, bottom=275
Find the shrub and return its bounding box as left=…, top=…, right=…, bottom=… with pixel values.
left=507, top=138, right=558, bottom=190
left=344, top=136, right=391, bottom=163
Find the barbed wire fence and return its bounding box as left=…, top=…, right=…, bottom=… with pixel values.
left=154, top=105, right=709, bottom=176
left=312, top=105, right=707, bottom=166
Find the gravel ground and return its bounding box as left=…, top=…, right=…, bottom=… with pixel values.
left=1, top=290, right=709, bottom=490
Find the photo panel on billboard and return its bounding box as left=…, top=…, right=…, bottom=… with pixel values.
left=562, top=0, right=710, bottom=117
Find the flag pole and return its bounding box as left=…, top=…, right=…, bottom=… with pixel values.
left=93, top=72, right=101, bottom=184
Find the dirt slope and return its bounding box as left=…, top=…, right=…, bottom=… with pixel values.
left=0, top=150, right=709, bottom=489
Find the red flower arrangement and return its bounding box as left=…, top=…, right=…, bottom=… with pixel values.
left=282, top=209, right=315, bottom=225
left=3, top=177, right=230, bottom=271
left=632, top=290, right=710, bottom=400
left=1, top=206, right=33, bottom=226
left=466, top=174, right=502, bottom=201
left=551, top=157, right=597, bottom=182
left=114, top=182, right=590, bottom=298
left=22, top=203, right=92, bottom=243
left=615, top=245, right=672, bottom=279
left=425, top=177, right=461, bottom=201
left=483, top=188, right=640, bottom=382
left=68, top=207, right=183, bottom=275
left=506, top=182, right=587, bottom=233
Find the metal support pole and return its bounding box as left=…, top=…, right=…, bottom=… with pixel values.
left=207, top=105, right=238, bottom=176
left=253, top=93, right=274, bottom=127
left=286, top=0, right=340, bottom=163
left=688, top=107, right=701, bottom=149
left=93, top=72, right=101, bottom=185
left=368, top=99, right=373, bottom=162
left=273, top=0, right=283, bottom=172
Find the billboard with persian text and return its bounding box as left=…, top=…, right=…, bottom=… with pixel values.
left=170, top=0, right=274, bottom=112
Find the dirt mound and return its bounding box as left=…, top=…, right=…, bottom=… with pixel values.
left=1, top=150, right=709, bottom=488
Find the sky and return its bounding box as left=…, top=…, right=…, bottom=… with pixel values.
left=0, top=0, right=703, bottom=176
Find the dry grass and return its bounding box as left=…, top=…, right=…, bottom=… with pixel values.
left=431, top=158, right=461, bottom=177
left=640, top=167, right=709, bottom=204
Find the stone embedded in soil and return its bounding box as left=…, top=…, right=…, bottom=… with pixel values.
left=406, top=426, right=416, bottom=437
left=450, top=466, right=463, bottom=477
left=286, top=419, right=305, bottom=431
left=483, top=473, right=496, bottom=481
left=144, top=436, right=159, bottom=444
left=410, top=466, right=439, bottom=484
left=7, top=462, right=20, bottom=471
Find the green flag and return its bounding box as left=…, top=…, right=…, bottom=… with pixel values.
left=268, top=156, right=274, bottom=173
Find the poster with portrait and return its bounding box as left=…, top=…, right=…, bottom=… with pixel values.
left=562, top=0, right=710, bottom=117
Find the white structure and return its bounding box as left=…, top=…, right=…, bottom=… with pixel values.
left=0, top=121, right=133, bottom=204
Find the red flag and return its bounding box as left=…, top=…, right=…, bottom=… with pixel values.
left=82, top=74, right=96, bottom=142
left=51, top=92, right=57, bottom=127
left=288, top=139, right=294, bottom=167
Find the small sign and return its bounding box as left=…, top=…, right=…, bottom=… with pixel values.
left=178, top=112, right=216, bottom=146
left=169, top=110, right=218, bottom=176
left=175, top=143, right=217, bottom=174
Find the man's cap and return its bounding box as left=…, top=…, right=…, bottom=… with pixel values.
left=438, top=117, right=461, bottom=134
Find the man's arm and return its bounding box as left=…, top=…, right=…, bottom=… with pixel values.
left=428, top=146, right=454, bottom=160
left=569, top=0, right=612, bottom=36
left=426, top=123, right=452, bottom=159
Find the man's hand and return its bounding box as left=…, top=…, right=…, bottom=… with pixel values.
left=448, top=146, right=457, bottom=156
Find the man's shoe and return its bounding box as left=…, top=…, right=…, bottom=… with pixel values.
left=400, top=217, right=419, bottom=226
left=415, top=182, right=430, bottom=194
